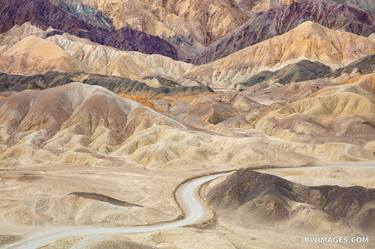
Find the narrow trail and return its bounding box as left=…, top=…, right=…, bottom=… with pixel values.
left=4, top=172, right=229, bottom=249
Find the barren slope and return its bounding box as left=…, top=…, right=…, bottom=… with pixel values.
left=0, top=24, right=197, bottom=86
left=77, top=0, right=248, bottom=48
left=0, top=72, right=213, bottom=99
left=2, top=83, right=374, bottom=169
left=185, top=22, right=375, bottom=88
left=194, top=0, right=375, bottom=64
left=254, top=75, right=375, bottom=145
left=0, top=0, right=180, bottom=59
left=208, top=169, right=375, bottom=233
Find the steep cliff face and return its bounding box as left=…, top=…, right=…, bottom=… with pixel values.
left=193, top=0, right=375, bottom=64
left=0, top=0, right=179, bottom=59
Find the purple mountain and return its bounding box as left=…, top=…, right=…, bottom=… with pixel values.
left=0, top=0, right=179, bottom=60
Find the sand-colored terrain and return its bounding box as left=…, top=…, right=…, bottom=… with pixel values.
left=77, top=0, right=248, bottom=47
left=1, top=83, right=374, bottom=171
left=2, top=21, right=375, bottom=90
left=0, top=80, right=374, bottom=248
left=1, top=2, right=375, bottom=248
left=3, top=162, right=374, bottom=249
left=0, top=164, right=181, bottom=228
left=186, top=22, right=375, bottom=88
left=259, top=162, right=375, bottom=188
left=0, top=23, right=197, bottom=86
left=0, top=58, right=374, bottom=248
left=254, top=79, right=375, bottom=144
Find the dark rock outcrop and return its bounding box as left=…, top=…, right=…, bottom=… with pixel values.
left=69, top=192, right=142, bottom=207
left=193, top=0, right=375, bottom=64
left=330, top=54, right=375, bottom=77
left=0, top=0, right=179, bottom=59
left=208, top=169, right=375, bottom=232
left=0, top=71, right=213, bottom=96
left=240, top=60, right=332, bottom=86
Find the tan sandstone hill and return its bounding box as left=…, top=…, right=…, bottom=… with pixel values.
left=0, top=83, right=186, bottom=165
left=0, top=35, right=82, bottom=73
left=236, top=0, right=296, bottom=14
left=1, top=83, right=374, bottom=169
left=254, top=75, right=375, bottom=145
left=0, top=22, right=52, bottom=47
left=77, top=0, right=248, bottom=48
left=0, top=24, right=197, bottom=87
left=184, top=21, right=375, bottom=89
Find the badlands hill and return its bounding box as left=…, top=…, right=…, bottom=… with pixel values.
left=240, top=60, right=333, bottom=86
left=244, top=78, right=336, bottom=104
left=193, top=0, right=375, bottom=64
left=0, top=0, right=180, bottom=59
left=239, top=54, right=375, bottom=87
left=253, top=75, right=375, bottom=145
left=0, top=71, right=213, bottom=96
left=61, top=0, right=375, bottom=51
left=240, top=53, right=375, bottom=87
left=0, top=83, right=189, bottom=165
left=0, top=23, right=196, bottom=86
left=154, top=71, right=375, bottom=146
left=1, top=83, right=374, bottom=169
left=73, top=0, right=248, bottom=48
left=1, top=1, right=375, bottom=248
left=238, top=0, right=375, bottom=14
left=0, top=82, right=183, bottom=139
left=208, top=169, right=375, bottom=233
left=0, top=22, right=50, bottom=46
left=3, top=15, right=374, bottom=91
left=331, top=54, right=375, bottom=77
left=185, top=22, right=375, bottom=88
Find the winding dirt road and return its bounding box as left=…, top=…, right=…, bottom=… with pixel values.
left=4, top=172, right=229, bottom=249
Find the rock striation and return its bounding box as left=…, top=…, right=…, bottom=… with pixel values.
left=193, top=0, right=375, bottom=64
left=0, top=71, right=213, bottom=96
left=186, top=22, right=375, bottom=88
left=0, top=0, right=179, bottom=59
left=240, top=60, right=332, bottom=86
left=0, top=26, right=196, bottom=85
left=330, top=54, right=375, bottom=77
left=77, top=0, right=248, bottom=48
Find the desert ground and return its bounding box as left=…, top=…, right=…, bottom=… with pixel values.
left=2, top=161, right=375, bottom=249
